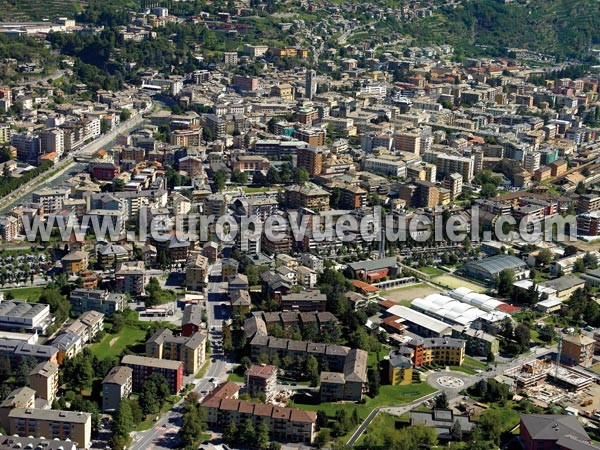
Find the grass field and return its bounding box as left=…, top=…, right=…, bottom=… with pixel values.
left=382, top=283, right=443, bottom=304
left=463, top=356, right=488, bottom=370
left=1, top=286, right=44, bottom=302
left=289, top=383, right=436, bottom=419
left=89, top=326, right=146, bottom=360
left=416, top=266, right=446, bottom=277
left=432, top=274, right=488, bottom=293
left=227, top=372, right=245, bottom=383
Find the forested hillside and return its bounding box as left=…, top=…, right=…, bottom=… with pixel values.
left=403, top=0, right=600, bottom=59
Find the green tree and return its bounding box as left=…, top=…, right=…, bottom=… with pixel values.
left=435, top=392, right=449, bottom=409
left=495, top=269, right=515, bottom=297
left=179, top=392, right=207, bottom=448
left=256, top=420, right=270, bottom=450
left=119, top=109, right=131, bottom=122
left=367, top=367, right=380, bottom=397
left=480, top=183, right=498, bottom=199
left=536, top=248, right=553, bottom=266
left=306, top=354, right=320, bottom=387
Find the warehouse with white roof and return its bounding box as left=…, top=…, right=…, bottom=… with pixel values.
left=449, top=287, right=507, bottom=312
left=411, top=293, right=509, bottom=327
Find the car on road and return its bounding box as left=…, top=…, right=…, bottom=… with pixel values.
left=209, top=378, right=215, bottom=382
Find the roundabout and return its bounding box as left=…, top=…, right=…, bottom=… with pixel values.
left=426, top=370, right=476, bottom=395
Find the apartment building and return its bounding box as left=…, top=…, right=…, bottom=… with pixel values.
left=61, top=251, right=89, bottom=274
left=0, top=387, right=36, bottom=431
left=319, top=348, right=368, bottom=401
left=561, top=334, right=595, bottom=367
left=27, top=361, right=59, bottom=404
left=101, top=366, right=133, bottom=412
left=388, top=351, right=413, bottom=385
left=232, top=155, right=271, bottom=176
left=69, top=289, right=126, bottom=315
left=284, top=184, right=330, bottom=212
left=402, top=337, right=465, bottom=368
left=245, top=364, right=277, bottom=400
left=435, top=153, right=474, bottom=182
left=32, top=188, right=69, bottom=215
left=201, top=394, right=316, bottom=444
left=169, top=127, right=202, bottom=148
left=11, top=133, right=41, bottom=165
left=280, top=289, right=327, bottom=312
left=63, top=311, right=105, bottom=345
left=146, top=329, right=206, bottom=375
left=394, top=130, right=421, bottom=155
left=297, top=146, right=324, bottom=177
left=182, top=304, right=203, bottom=337
left=186, top=252, right=209, bottom=291
left=293, top=128, right=326, bottom=147
left=115, top=261, right=146, bottom=296
left=121, top=355, right=184, bottom=394
left=363, top=155, right=407, bottom=178
left=8, top=409, right=91, bottom=449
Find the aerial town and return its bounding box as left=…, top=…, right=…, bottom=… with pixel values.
left=0, top=0, right=600, bottom=450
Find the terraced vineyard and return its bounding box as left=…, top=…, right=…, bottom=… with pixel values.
left=402, top=0, right=600, bottom=58
left=0, top=0, right=83, bottom=21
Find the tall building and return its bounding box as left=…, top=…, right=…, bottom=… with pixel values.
left=121, top=355, right=184, bottom=394
left=146, top=328, right=206, bottom=375
left=27, top=359, right=59, bottom=403
left=39, top=128, right=65, bottom=158
left=443, top=173, right=463, bottom=200
left=435, top=153, right=474, bottom=182
left=305, top=69, right=317, bottom=100
left=8, top=409, right=92, bottom=449
left=101, top=366, right=133, bottom=412
left=11, top=133, right=41, bottom=165
left=394, top=131, right=421, bottom=156
left=297, top=146, right=323, bottom=177
left=561, top=334, right=595, bottom=367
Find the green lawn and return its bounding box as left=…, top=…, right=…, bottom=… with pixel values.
left=1, top=286, right=44, bottom=302
left=450, top=365, right=477, bottom=375
left=89, top=326, right=146, bottom=360
left=242, top=186, right=280, bottom=194
left=289, top=383, right=436, bottom=419
left=195, top=360, right=210, bottom=379
left=228, top=372, right=245, bottom=383
left=463, top=356, right=488, bottom=370
left=416, top=266, right=445, bottom=277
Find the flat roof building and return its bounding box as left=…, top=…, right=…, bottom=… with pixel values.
left=8, top=408, right=91, bottom=449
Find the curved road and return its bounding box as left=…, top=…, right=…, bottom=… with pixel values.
left=0, top=102, right=151, bottom=213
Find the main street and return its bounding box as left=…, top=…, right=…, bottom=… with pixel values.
left=0, top=101, right=151, bottom=213
left=128, top=262, right=231, bottom=450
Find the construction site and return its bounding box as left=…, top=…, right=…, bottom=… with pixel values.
left=504, top=359, right=597, bottom=409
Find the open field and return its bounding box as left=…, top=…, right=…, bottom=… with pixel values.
left=382, top=283, right=442, bottom=305
left=432, top=274, right=488, bottom=293
left=0, top=286, right=44, bottom=302
left=289, top=383, right=436, bottom=419
left=89, top=326, right=146, bottom=360
left=416, top=266, right=446, bottom=277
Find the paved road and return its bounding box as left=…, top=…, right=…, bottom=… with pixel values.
left=129, top=262, right=231, bottom=450
left=0, top=103, right=150, bottom=213
left=347, top=345, right=557, bottom=446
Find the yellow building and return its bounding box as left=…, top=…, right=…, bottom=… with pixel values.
left=422, top=338, right=465, bottom=366
left=561, top=334, right=595, bottom=367
left=388, top=351, right=413, bottom=385
left=61, top=251, right=89, bottom=274
left=146, top=329, right=207, bottom=375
